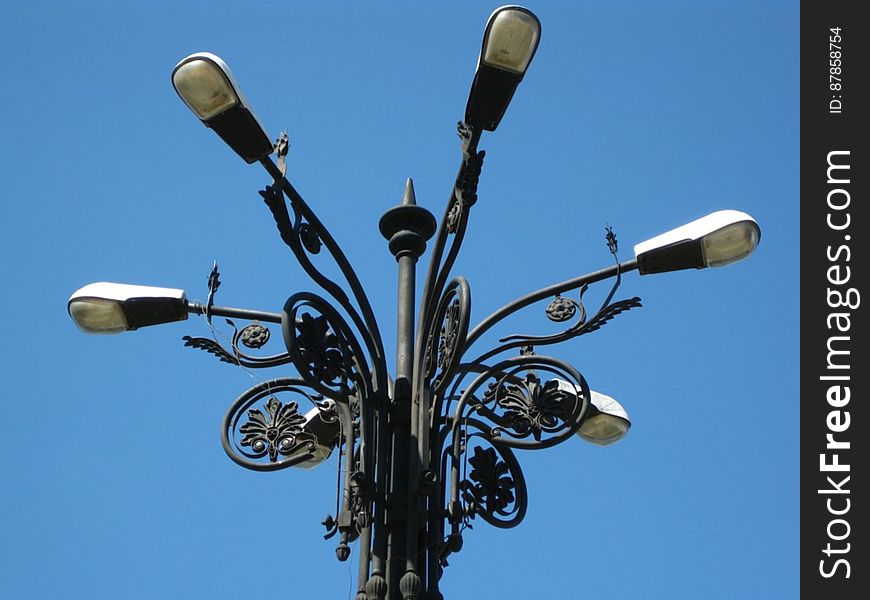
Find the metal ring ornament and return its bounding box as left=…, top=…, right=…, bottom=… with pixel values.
left=222, top=377, right=339, bottom=471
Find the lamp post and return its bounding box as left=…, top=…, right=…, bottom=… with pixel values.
left=68, top=6, right=760, bottom=600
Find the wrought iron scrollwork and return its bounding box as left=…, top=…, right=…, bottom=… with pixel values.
left=458, top=430, right=527, bottom=529
left=182, top=263, right=292, bottom=368
left=449, top=355, right=589, bottom=450
left=462, top=227, right=642, bottom=366
left=498, top=284, right=642, bottom=348
left=444, top=200, right=462, bottom=234
left=437, top=355, right=589, bottom=569
left=415, top=124, right=487, bottom=387
left=481, top=372, right=571, bottom=442
left=256, top=162, right=388, bottom=393
left=183, top=320, right=292, bottom=369
left=454, top=124, right=485, bottom=209
left=282, top=292, right=372, bottom=404
left=422, top=277, right=471, bottom=396
left=221, top=377, right=339, bottom=471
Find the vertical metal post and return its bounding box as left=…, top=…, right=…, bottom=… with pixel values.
left=391, top=248, right=416, bottom=598
left=379, top=180, right=436, bottom=600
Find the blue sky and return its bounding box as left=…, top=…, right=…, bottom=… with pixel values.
left=1, top=2, right=799, bottom=598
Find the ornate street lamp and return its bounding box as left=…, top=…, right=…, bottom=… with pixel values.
left=69, top=6, right=760, bottom=600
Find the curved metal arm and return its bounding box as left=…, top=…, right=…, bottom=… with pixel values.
left=414, top=125, right=484, bottom=384
left=464, top=259, right=639, bottom=355
left=258, top=153, right=389, bottom=392
left=466, top=258, right=641, bottom=366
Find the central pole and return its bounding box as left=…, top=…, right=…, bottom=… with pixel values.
left=379, top=179, right=436, bottom=600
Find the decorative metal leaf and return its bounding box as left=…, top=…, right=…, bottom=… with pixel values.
left=239, top=397, right=307, bottom=463
left=483, top=374, right=568, bottom=441
left=461, top=446, right=515, bottom=517
left=207, top=262, right=221, bottom=296
left=580, top=297, right=642, bottom=335
left=182, top=335, right=239, bottom=365
left=457, top=149, right=485, bottom=206
left=605, top=225, right=619, bottom=254
left=259, top=184, right=296, bottom=249
left=299, top=222, right=322, bottom=254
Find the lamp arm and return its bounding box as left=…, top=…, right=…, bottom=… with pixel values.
left=187, top=301, right=282, bottom=323
left=466, top=257, right=642, bottom=366
left=414, top=124, right=483, bottom=378
left=463, top=259, right=639, bottom=357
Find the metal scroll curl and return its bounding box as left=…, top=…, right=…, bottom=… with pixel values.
left=461, top=226, right=641, bottom=368
left=496, top=284, right=642, bottom=352
left=455, top=418, right=527, bottom=530
left=221, top=377, right=340, bottom=471
left=282, top=292, right=373, bottom=405
left=183, top=320, right=292, bottom=369
left=259, top=176, right=387, bottom=392
left=449, top=355, right=590, bottom=451
left=422, top=277, right=471, bottom=397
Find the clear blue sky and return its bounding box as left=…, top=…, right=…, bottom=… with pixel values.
left=1, top=1, right=798, bottom=598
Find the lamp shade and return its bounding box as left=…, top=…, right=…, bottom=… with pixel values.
left=634, top=210, right=761, bottom=275
left=172, top=52, right=273, bottom=163
left=68, top=282, right=188, bottom=334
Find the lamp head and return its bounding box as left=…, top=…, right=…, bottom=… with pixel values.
left=634, top=210, right=761, bottom=275
left=554, top=380, right=631, bottom=446
left=68, top=282, right=188, bottom=334
left=464, top=6, right=541, bottom=131
left=172, top=52, right=273, bottom=163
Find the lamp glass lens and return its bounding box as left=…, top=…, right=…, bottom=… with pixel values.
left=69, top=299, right=128, bottom=334
left=701, top=221, right=760, bottom=267
left=173, top=59, right=239, bottom=120
left=578, top=414, right=631, bottom=446
left=483, top=10, right=539, bottom=73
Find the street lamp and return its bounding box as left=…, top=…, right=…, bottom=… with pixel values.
left=70, top=6, right=759, bottom=600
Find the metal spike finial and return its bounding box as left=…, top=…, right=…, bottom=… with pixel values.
left=402, top=177, right=417, bottom=206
